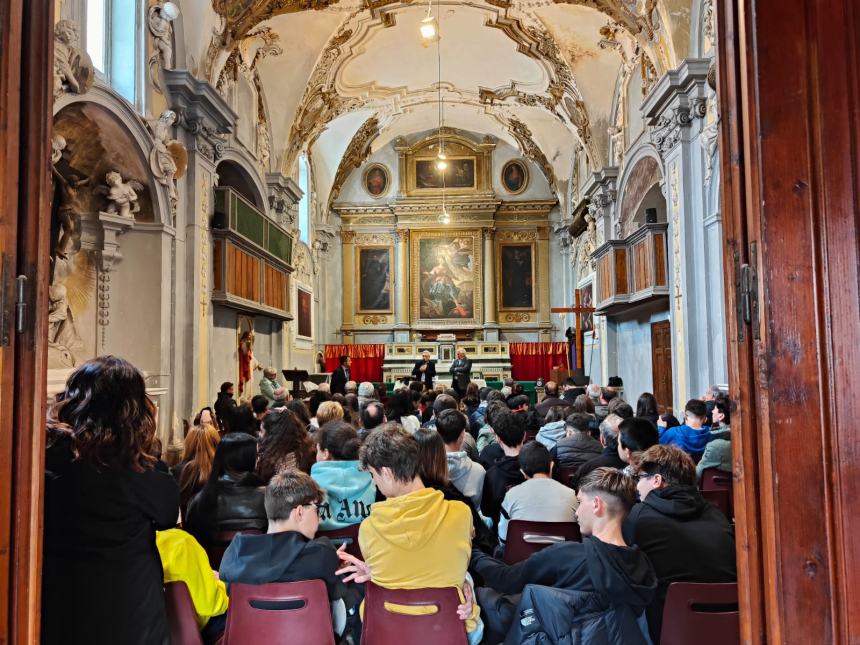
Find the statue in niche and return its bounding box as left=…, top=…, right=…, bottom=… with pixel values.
left=53, top=20, right=94, bottom=99
left=150, top=110, right=183, bottom=205
left=51, top=167, right=90, bottom=259
left=148, top=3, right=177, bottom=70
left=96, top=171, right=143, bottom=219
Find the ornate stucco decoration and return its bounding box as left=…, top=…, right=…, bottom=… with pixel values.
left=328, top=116, right=381, bottom=206
left=506, top=116, right=557, bottom=189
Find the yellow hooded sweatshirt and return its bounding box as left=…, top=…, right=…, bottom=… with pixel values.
left=358, top=486, right=480, bottom=634
left=156, top=529, right=229, bottom=628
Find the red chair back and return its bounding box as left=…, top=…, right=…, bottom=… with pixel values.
left=554, top=466, right=578, bottom=488
left=164, top=581, right=204, bottom=645
left=701, top=468, right=733, bottom=491
left=206, top=529, right=263, bottom=570
left=361, top=581, right=468, bottom=645
left=660, top=582, right=740, bottom=645
left=223, top=580, right=335, bottom=645
left=316, top=523, right=363, bottom=560
left=503, top=520, right=581, bottom=564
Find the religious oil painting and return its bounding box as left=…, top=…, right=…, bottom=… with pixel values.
left=499, top=243, right=535, bottom=310
left=356, top=247, right=393, bottom=313
left=363, top=164, right=390, bottom=198
left=412, top=231, right=482, bottom=324
left=297, top=288, right=312, bottom=338
left=502, top=159, right=529, bottom=194
left=415, top=157, right=475, bottom=189
left=581, top=281, right=594, bottom=332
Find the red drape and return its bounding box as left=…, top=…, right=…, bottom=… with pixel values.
left=509, top=342, right=569, bottom=382
left=324, top=344, right=386, bottom=383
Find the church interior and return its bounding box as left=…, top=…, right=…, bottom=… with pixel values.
left=0, top=0, right=858, bottom=643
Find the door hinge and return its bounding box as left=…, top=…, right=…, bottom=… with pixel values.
left=15, top=274, right=27, bottom=334
left=739, top=241, right=760, bottom=340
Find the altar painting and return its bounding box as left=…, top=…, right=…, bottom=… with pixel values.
left=412, top=231, right=482, bottom=324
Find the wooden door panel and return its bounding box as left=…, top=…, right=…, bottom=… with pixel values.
left=651, top=320, right=673, bottom=413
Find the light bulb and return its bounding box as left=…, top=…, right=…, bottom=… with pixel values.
left=436, top=159, right=448, bottom=170
left=161, top=1, right=180, bottom=20
left=439, top=210, right=451, bottom=225
left=420, top=16, right=438, bottom=41
left=437, top=152, right=447, bottom=160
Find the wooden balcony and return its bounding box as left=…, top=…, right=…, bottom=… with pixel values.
left=592, top=223, right=669, bottom=314
left=211, top=187, right=294, bottom=320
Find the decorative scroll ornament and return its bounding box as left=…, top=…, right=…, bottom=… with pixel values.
left=328, top=116, right=381, bottom=205
left=507, top=116, right=556, bottom=189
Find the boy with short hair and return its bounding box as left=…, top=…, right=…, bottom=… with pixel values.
left=480, top=412, right=526, bottom=529
left=658, top=399, right=713, bottom=457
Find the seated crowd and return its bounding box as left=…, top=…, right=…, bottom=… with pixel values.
left=42, top=354, right=736, bottom=645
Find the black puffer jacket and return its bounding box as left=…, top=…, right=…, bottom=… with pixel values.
left=552, top=433, right=603, bottom=471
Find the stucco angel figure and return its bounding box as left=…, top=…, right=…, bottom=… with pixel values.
left=148, top=3, right=176, bottom=70
left=96, top=171, right=143, bottom=219
left=53, top=20, right=94, bottom=98
left=150, top=110, right=182, bottom=202
left=51, top=168, right=90, bottom=259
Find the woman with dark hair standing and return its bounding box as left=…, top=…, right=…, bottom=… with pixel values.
left=42, top=356, right=180, bottom=645
left=184, top=432, right=267, bottom=547
left=635, top=392, right=661, bottom=426
left=256, top=408, right=316, bottom=481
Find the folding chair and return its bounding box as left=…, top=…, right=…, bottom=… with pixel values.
left=206, top=529, right=263, bottom=570
left=659, top=582, right=740, bottom=645
left=164, top=581, right=204, bottom=645
left=503, top=520, right=581, bottom=565
left=316, top=523, right=363, bottom=560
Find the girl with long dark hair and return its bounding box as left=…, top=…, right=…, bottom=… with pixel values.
left=256, top=408, right=316, bottom=481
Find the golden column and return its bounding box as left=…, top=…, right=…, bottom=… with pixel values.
left=340, top=229, right=355, bottom=343
left=483, top=227, right=499, bottom=340
left=394, top=228, right=410, bottom=341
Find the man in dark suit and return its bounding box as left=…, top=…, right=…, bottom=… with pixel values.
left=449, top=348, right=472, bottom=397
left=330, top=355, right=351, bottom=395
left=411, top=350, right=436, bottom=390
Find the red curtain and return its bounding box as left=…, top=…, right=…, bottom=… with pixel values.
left=509, top=342, right=569, bottom=382
left=324, top=344, right=386, bottom=383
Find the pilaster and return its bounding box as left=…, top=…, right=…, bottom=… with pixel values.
left=482, top=227, right=499, bottom=341
left=394, top=228, right=410, bottom=342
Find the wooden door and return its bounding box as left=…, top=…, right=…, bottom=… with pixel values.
left=0, top=1, right=54, bottom=642
left=717, top=0, right=860, bottom=643
left=650, top=320, right=673, bottom=413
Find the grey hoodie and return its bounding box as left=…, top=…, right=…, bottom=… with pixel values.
left=446, top=451, right=486, bottom=508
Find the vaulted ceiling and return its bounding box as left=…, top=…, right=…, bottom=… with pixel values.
left=179, top=0, right=693, bottom=212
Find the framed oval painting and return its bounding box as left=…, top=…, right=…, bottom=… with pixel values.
left=501, top=159, right=529, bottom=195
left=363, top=164, right=390, bottom=198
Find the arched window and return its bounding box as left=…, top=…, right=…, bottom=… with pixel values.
left=85, top=0, right=143, bottom=107
left=298, top=154, right=311, bottom=245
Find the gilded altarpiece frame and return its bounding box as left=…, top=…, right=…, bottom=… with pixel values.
left=497, top=240, right=536, bottom=311
left=410, top=229, right=483, bottom=328
left=398, top=129, right=495, bottom=197
left=355, top=245, right=394, bottom=314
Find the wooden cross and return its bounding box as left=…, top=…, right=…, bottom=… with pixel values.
left=551, top=289, right=595, bottom=371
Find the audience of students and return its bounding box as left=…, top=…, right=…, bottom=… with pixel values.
left=471, top=468, right=657, bottom=644
left=185, top=433, right=267, bottom=547
left=43, top=356, right=180, bottom=645
left=697, top=400, right=733, bottom=480
left=617, top=417, right=660, bottom=476
left=172, top=423, right=221, bottom=518
left=658, top=398, right=713, bottom=458
left=481, top=412, right=526, bottom=529
left=497, top=442, right=578, bottom=545
left=635, top=392, right=661, bottom=426
left=337, top=426, right=483, bottom=644
left=311, top=421, right=376, bottom=530
left=551, top=412, right=603, bottom=471
left=256, top=408, right=315, bottom=481
left=423, top=393, right=479, bottom=459
left=535, top=405, right=570, bottom=450
left=572, top=413, right=626, bottom=487
left=624, top=444, right=737, bottom=643
left=220, top=470, right=362, bottom=640
left=386, top=389, right=421, bottom=433
left=436, top=408, right=486, bottom=508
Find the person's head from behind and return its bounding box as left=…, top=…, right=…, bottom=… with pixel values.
left=598, top=413, right=623, bottom=450
left=307, top=390, right=331, bottom=417
left=617, top=417, right=659, bottom=464
left=544, top=381, right=559, bottom=397
left=607, top=399, right=633, bottom=419
left=360, top=401, right=386, bottom=431
left=48, top=355, right=158, bottom=472
left=703, top=384, right=722, bottom=401
left=575, top=467, right=636, bottom=536
left=357, top=381, right=375, bottom=399
left=518, top=441, right=553, bottom=480
left=572, top=394, right=595, bottom=414
left=464, top=382, right=480, bottom=402
left=228, top=404, right=259, bottom=436
left=507, top=394, right=529, bottom=412
left=486, top=389, right=506, bottom=406
left=359, top=425, right=421, bottom=497
left=194, top=406, right=216, bottom=428
left=586, top=383, right=601, bottom=400
left=712, top=400, right=731, bottom=427
left=258, top=409, right=312, bottom=481
left=265, top=470, right=324, bottom=539
left=635, top=444, right=696, bottom=500
left=316, top=401, right=344, bottom=427
left=494, top=410, right=525, bottom=451
left=564, top=412, right=593, bottom=437
left=600, top=387, right=618, bottom=405
left=286, top=399, right=311, bottom=428
left=251, top=395, right=269, bottom=418
left=436, top=409, right=468, bottom=449
left=343, top=393, right=360, bottom=414
left=544, top=405, right=568, bottom=424
left=178, top=424, right=221, bottom=492
left=211, top=432, right=258, bottom=481
left=387, top=390, right=414, bottom=420
left=316, top=420, right=361, bottom=462
left=219, top=381, right=234, bottom=398
left=344, top=381, right=358, bottom=395
left=636, top=392, right=659, bottom=418
left=413, top=428, right=448, bottom=487
left=433, top=393, right=458, bottom=418
left=684, top=399, right=709, bottom=428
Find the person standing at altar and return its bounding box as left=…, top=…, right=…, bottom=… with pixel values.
left=449, top=348, right=472, bottom=398
left=412, top=350, right=436, bottom=390
left=330, top=355, right=351, bottom=395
